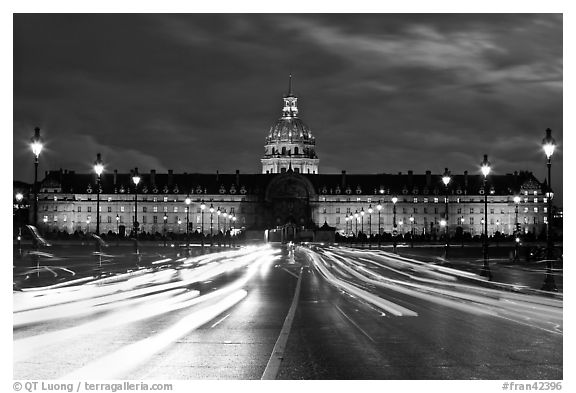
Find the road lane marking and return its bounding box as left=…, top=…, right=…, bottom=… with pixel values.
left=281, top=267, right=300, bottom=279
left=334, top=304, right=376, bottom=343
left=210, top=313, right=231, bottom=328
left=261, top=266, right=303, bottom=380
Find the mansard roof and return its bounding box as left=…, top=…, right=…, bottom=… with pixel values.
left=38, top=169, right=543, bottom=197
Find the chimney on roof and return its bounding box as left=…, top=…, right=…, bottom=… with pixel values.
left=236, top=170, right=240, bottom=186
left=341, top=170, right=346, bottom=188
left=464, top=170, right=468, bottom=188
left=408, top=170, right=413, bottom=187
left=425, top=170, right=431, bottom=187
left=150, top=169, right=156, bottom=186
left=168, top=169, right=173, bottom=186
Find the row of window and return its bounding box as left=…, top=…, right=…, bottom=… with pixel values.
left=318, top=196, right=548, bottom=204
left=44, top=205, right=241, bottom=214
left=324, top=216, right=546, bottom=226
left=320, top=207, right=547, bottom=214
left=43, top=214, right=245, bottom=225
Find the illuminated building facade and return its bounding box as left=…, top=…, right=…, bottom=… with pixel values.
left=33, top=78, right=550, bottom=241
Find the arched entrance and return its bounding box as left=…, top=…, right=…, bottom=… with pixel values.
left=263, top=172, right=316, bottom=241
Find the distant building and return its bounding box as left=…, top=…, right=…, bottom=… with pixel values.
left=30, top=78, right=551, bottom=241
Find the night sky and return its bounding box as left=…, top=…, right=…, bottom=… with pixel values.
left=13, top=14, right=563, bottom=204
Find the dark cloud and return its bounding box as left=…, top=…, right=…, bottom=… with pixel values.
left=13, top=14, right=563, bottom=204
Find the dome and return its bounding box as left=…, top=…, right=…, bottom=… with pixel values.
left=267, top=117, right=314, bottom=143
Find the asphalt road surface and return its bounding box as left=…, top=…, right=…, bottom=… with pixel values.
left=13, top=243, right=562, bottom=380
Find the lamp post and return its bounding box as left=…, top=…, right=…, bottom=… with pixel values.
left=409, top=215, right=414, bottom=248
left=85, top=217, right=90, bottom=234
left=442, top=168, right=451, bottom=258
left=116, top=214, right=120, bottom=246
left=15, top=193, right=23, bottom=251
left=132, top=168, right=141, bottom=252
left=217, top=207, right=221, bottom=237
left=354, top=210, right=359, bottom=240
left=542, top=128, right=557, bottom=291
left=223, top=209, right=228, bottom=244
left=513, top=195, right=521, bottom=261
left=392, top=196, right=398, bottom=253
left=200, top=200, right=206, bottom=247
left=30, top=127, right=43, bottom=228
left=480, top=155, right=491, bottom=279
left=360, top=207, right=365, bottom=244
left=209, top=204, right=214, bottom=238
left=345, top=214, right=349, bottom=239
left=185, top=196, right=191, bottom=252
left=232, top=213, right=237, bottom=246
left=368, top=204, right=373, bottom=248
left=163, top=214, right=167, bottom=247
left=377, top=202, right=382, bottom=248
left=460, top=217, right=465, bottom=248
left=93, top=153, right=104, bottom=236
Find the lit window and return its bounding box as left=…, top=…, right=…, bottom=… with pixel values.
left=543, top=198, right=548, bottom=204
left=544, top=216, right=548, bottom=223
left=164, top=206, right=168, bottom=212
left=153, top=206, right=158, bottom=213
left=533, top=191, right=537, bottom=196
left=356, top=197, right=361, bottom=202
left=174, top=206, right=178, bottom=213
left=424, top=198, right=428, bottom=203
left=120, top=206, right=125, bottom=212
left=524, top=207, right=529, bottom=213
left=534, top=207, right=538, bottom=213
left=434, top=198, right=438, bottom=203
left=63, top=215, right=67, bottom=222
left=164, top=197, right=168, bottom=202
left=53, top=216, right=58, bottom=222
left=108, top=197, right=112, bottom=202
left=413, top=197, right=418, bottom=203
left=544, top=207, right=548, bottom=213
left=534, top=198, right=538, bottom=203
left=524, top=191, right=528, bottom=196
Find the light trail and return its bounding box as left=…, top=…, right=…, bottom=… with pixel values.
left=60, top=289, right=248, bottom=379
left=310, top=246, right=562, bottom=332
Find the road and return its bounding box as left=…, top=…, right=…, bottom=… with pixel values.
left=13, top=243, right=562, bottom=380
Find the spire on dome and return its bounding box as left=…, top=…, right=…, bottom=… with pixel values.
left=288, top=74, right=293, bottom=96
left=282, top=74, right=298, bottom=117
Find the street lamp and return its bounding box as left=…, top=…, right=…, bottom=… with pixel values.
left=217, top=206, right=221, bottom=236
left=542, top=128, right=557, bottom=291
left=15, top=193, right=23, bottom=250
left=480, top=155, right=491, bottom=278
left=392, top=196, right=398, bottom=253
left=460, top=216, right=465, bottom=248
left=115, top=214, right=120, bottom=246
left=513, top=195, right=521, bottom=261
left=409, top=215, right=414, bottom=248
left=442, top=168, right=451, bottom=257
left=360, top=207, right=365, bottom=243
left=85, top=217, right=90, bottom=234
left=163, top=214, right=168, bottom=247
left=377, top=202, right=382, bottom=248
left=132, top=168, right=141, bottom=247
left=93, top=153, right=104, bottom=236
left=30, top=127, right=43, bottom=227
left=368, top=204, right=373, bottom=248
left=209, top=204, right=214, bottom=238
left=354, top=210, right=359, bottom=239
left=200, top=200, right=206, bottom=247
left=185, top=196, right=191, bottom=251
left=223, top=209, right=228, bottom=242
